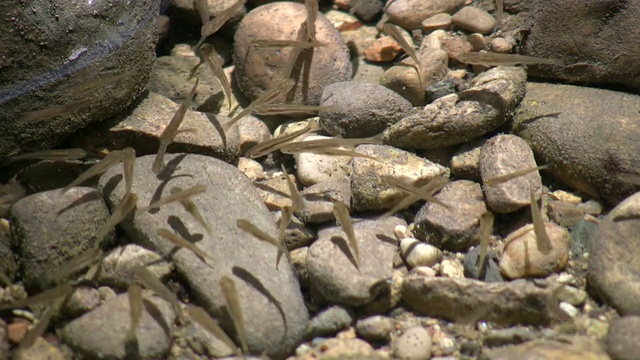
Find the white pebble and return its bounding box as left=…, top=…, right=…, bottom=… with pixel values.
left=394, top=326, right=432, bottom=360
left=439, top=258, right=464, bottom=278
left=559, top=301, right=579, bottom=318
left=400, top=238, right=443, bottom=268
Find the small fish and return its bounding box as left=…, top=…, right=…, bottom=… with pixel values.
left=281, top=165, right=305, bottom=213
left=94, top=192, right=138, bottom=244
left=237, top=219, right=288, bottom=268
left=61, top=150, right=124, bottom=193
left=382, top=175, right=451, bottom=209
left=170, top=186, right=211, bottom=235
left=251, top=39, right=323, bottom=48
left=485, top=164, right=551, bottom=185
left=332, top=200, right=359, bottom=269
left=226, top=78, right=295, bottom=130
left=381, top=175, right=449, bottom=218
left=0, top=283, right=74, bottom=310
left=187, top=304, right=240, bottom=354
left=244, top=123, right=313, bottom=159
left=195, top=0, right=209, bottom=25
left=18, top=306, right=54, bottom=350
left=285, top=146, right=379, bottom=160
left=458, top=52, right=565, bottom=66
left=530, top=190, right=552, bottom=253
left=122, top=147, right=136, bottom=197
left=153, top=79, right=199, bottom=174
left=157, top=228, right=213, bottom=264
left=200, top=44, right=233, bottom=112
left=40, top=247, right=102, bottom=285
left=197, top=0, right=244, bottom=46
left=476, top=211, right=494, bottom=277
left=134, top=266, right=181, bottom=314
left=219, top=276, right=249, bottom=354
left=4, top=148, right=87, bottom=164
left=59, top=73, right=128, bottom=97
left=278, top=206, right=293, bottom=244
left=278, top=134, right=383, bottom=154
left=19, top=98, right=95, bottom=125
left=305, top=0, right=318, bottom=43
left=253, top=104, right=339, bottom=115
left=127, top=284, right=143, bottom=340
left=383, top=23, right=423, bottom=101
left=145, top=184, right=207, bottom=211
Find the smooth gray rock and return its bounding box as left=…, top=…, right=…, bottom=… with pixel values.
left=451, top=6, right=496, bottom=34
left=307, top=216, right=406, bottom=306
left=62, top=286, right=102, bottom=319
left=606, top=316, right=640, bottom=360
left=97, top=154, right=308, bottom=358
left=319, top=81, right=413, bottom=138
left=233, top=2, right=351, bottom=106
left=96, top=244, right=173, bottom=289
left=385, top=0, right=466, bottom=30
left=512, top=83, right=640, bottom=206
left=61, top=293, right=175, bottom=359
left=356, top=315, right=393, bottom=342
left=9, top=187, right=111, bottom=290
left=588, top=192, right=640, bottom=316
left=0, top=0, right=159, bottom=158
left=307, top=306, right=354, bottom=338
left=298, top=179, right=351, bottom=224
left=394, top=326, right=432, bottom=360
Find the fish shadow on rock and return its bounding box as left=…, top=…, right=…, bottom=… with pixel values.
left=56, top=190, right=104, bottom=215
left=330, top=236, right=359, bottom=271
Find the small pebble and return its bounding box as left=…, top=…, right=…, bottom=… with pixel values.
left=237, top=157, right=266, bottom=181
left=439, top=258, right=464, bottom=278
left=490, top=37, right=513, bottom=53
left=364, top=36, right=402, bottom=62
left=295, top=135, right=351, bottom=186
left=411, top=266, right=437, bottom=277
left=7, top=321, right=28, bottom=344
left=451, top=6, right=496, bottom=34
left=466, top=33, right=487, bottom=51
left=307, top=306, right=354, bottom=338
left=559, top=302, right=579, bottom=318
left=394, top=326, right=432, bottom=360
left=421, top=13, right=452, bottom=33
left=400, top=238, right=443, bottom=268
left=356, top=315, right=393, bottom=342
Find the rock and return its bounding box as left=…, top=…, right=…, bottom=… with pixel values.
left=511, top=83, right=640, bottom=206
left=424, top=76, right=460, bottom=103
left=166, top=0, right=245, bottom=29
left=606, top=316, right=640, bottom=360
left=9, top=187, right=111, bottom=290
left=559, top=302, right=579, bottom=318
left=256, top=174, right=297, bottom=211
left=463, top=247, right=504, bottom=282
left=338, top=21, right=379, bottom=57
left=290, top=247, right=309, bottom=288
left=402, top=276, right=560, bottom=325
left=400, top=238, right=443, bottom=268
left=307, top=216, right=406, bottom=306
left=491, top=37, right=513, bottom=53
left=480, top=134, right=543, bottom=213
left=570, top=219, right=598, bottom=260
left=7, top=321, right=28, bottom=345
left=0, top=226, right=17, bottom=284
left=421, top=13, right=452, bottom=33
left=307, top=306, right=354, bottom=338
left=13, top=337, right=65, bottom=360
left=499, top=223, right=571, bottom=279
left=298, top=179, right=351, bottom=224
left=450, top=138, right=485, bottom=181
left=438, top=258, right=465, bottom=278
left=481, top=335, right=609, bottom=360
left=349, top=0, right=384, bottom=21
left=466, top=33, right=488, bottom=51
left=0, top=0, right=159, bottom=158
left=298, top=337, right=380, bottom=359
left=97, top=154, right=308, bottom=358
left=364, top=36, right=403, bottom=62
left=451, top=6, right=496, bottom=34
left=233, top=2, right=351, bottom=105
left=61, top=293, right=175, bottom=359
left=174, top=321, right=236, bottom=358
left=16, top=161, right=92, bottom=194
left=351, top=57, right=389, bottom=83
left=385, top=0, right=466, bottom=30
left=0, top=319, right=8, bottom=360
left=96, top=244, right=173, bottom=289
left=295, top=135, right=352, bottom=186
left=356, top=315, right=393, bottom=342
left=62, top=286, right=102, bottom=318
left=350, top=144, right=449, bottom=212
left=236, top=115, right=271, bottom=155
left=414, top=180, right=487, bottom=251
left=588, top=192, right=640, bottom=315
left=272, top=211, right=316, bottom=250
left=319, top=81, right=414, bottom=138
left=380, top=31, right=449, bottom=106
left=394, top=326, right=432, bottom=360
left=483, top=326, right=538, bottom=347
left=518, top=0, right=640, bottom=91
left=237, top=157, right=266, bottom=182
left=384, top=66, right=527, bottom=150
left=68, top=92, right=239, bottom=163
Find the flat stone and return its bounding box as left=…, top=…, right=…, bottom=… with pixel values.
left=385, top=0, right=466, bottom=30
left=606, top=316, right=640, bottom=360
left=415, top=180, right=487, bottom=251
left=491, top=37, right=513, bottom=53
left=255, top=174, right=296, bottom=211
left=295, top=135, right=352, bottom=186
left=307, top=216, right=406, bottom=306
left=481, top=335, right=609, bottom=360
left=450, top=138, right=485, bottom=181
left=298, top=179, right=351, bottom=224
left=480, top=134, right=543, bottom=213
left=307, top=306, right=354, bottom=338
left=511, top=82, right=640, bottom=206
left=350, top=144, right=449, bottom=212
left=61, top=292, right=175, bottom=359
left=421, top=13, right=452, bottom=33
left=384, top=66, right=526, bottom=150
left=97, top=154, right=308, bottom=358
left=96, top=244, right=173, bottom=289
left=402, top=276, right=560, bottom=325
left=9, top=187, right=111, bottom=290
left=451, top=6, right=496, bottom=34
left=364, top=36, right=403, bottom=62
left=319, top=81, right=413, bottom=138
left=62, top=286, right=102, bottom=318
left=588, top=192, right=640, bottom=315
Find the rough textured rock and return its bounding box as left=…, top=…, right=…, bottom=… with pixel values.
left=0, top=0, right=159, bottom=158
left=60, top=293, right=175, bottom=359
left=307, top=216, right=406, bottom=306
left=481, top=335, right=609, bottom=360
left=384, top=66, right=527, bottom=150
left=307, top=306, right=354, bottom=338
left=519, top=0, right=640, bottom=91
left=394, top=326, right=432, bottom=360
left=588, top=192, right=640, bottom=316
left=356, top=315, right=393, bottom=342
left=97, top=154, right=308, bottom=358
left=385, top=0, right=466, bottom=30
left=450, top=138, right=485, bottom=181
left=319, top=81, right=413, bottom=138
left=295, top=135, right=352, bottom=186
left=0, top=227, right=17, bottom=284
left=606, top=316, right=640, bottom=360
left=97, top=244, right=173, bottom=289
left=402, top=276, right=561, bottom=325
left=233, top=2, right=352, bottom=105
left=298, top=179, right=351, bottom=224
left=9, top=187, right=111, bottom=290
left=512, top=83, right=640, bottom=206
